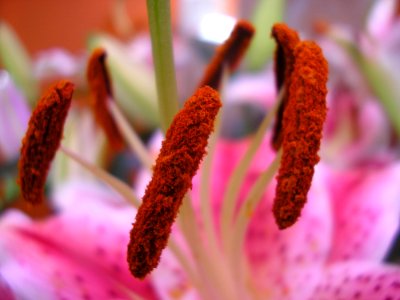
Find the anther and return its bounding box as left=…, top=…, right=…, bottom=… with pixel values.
left=18, top=80, right=74, bottom=204
left=270, top=23, right=300, bottom=150
left=273, top=40, right=328, bottom=229
left=127, top=86, right=222, bottom=278
left=87, top=48, right=124, bottom=151
left=199, top=20, right=255, bottom=90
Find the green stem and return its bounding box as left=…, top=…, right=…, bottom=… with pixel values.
left=146, top=0, right=179, bottom=132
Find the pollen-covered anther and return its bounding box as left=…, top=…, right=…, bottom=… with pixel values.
left=273, top=40, right=328, bottom=229
left=270, top=23, right=300, bottom=150
left=127, top=86, right=222, bottom=279
left=87, top=48, right=124, bottom=150
left=199, top=19, right=255, bottom=90
left=18, top=80, right=74, bottom=204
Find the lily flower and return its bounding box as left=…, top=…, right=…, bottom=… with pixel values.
left=1, top=2, right=399, bottom=300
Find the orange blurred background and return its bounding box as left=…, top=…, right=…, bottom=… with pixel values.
left=0, top=0, right=178, bottom=55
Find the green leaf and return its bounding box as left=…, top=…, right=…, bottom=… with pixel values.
left=246, top=0, right=286, bottom=71
left=0, top=22, right=39, bottom=104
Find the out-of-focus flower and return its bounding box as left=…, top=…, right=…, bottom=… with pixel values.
left=317, top=0, right=400, bottom=168
left=0, top=71, right=30, bottom=162
left=1, top=1, right=400, bottom=300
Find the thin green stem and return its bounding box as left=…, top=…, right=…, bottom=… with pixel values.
left=146, top=0, right=179, bottom=132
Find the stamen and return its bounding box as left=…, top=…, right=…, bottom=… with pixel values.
left=107, top=100, right=154, bottom=170
left=87, top=48, right=124, bottom=151
left=59, top=145, right=141, bottom=207
left=127, top=86, right=222, bottom=279
left=270, top=23, right=300, bottom=150
left=18, top=80, right=74, bottom=204
left=199, top=20, right=255, bottom=90
left=220, top=89, right=283, bottom=253
left=273, top=41, right=328, bottom=229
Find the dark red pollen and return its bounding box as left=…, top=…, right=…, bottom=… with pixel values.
left=198, top=19, right=255, bottom=90
left=127, top=86, right=222, bottom=279
left=87, top=48, right=124, bottom=151
left=18, top=80, right=74, bottom=204
left=272, top=39, right=328, bottom=229
left=270, top=23, right=300, bottom=150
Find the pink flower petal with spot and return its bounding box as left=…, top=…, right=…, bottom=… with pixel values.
left=244, top=165, right=332, bottom=299
left=326, top=162, right=400, bottom=262
left=310, top=262, right=400, bottom=300
left=191, top=136, right=333, bottom=299
left=152, top=249, right=199, bottom=300
left=0, top=191, right=157, bottom=299
left=191, top=136, right=276, bottom=232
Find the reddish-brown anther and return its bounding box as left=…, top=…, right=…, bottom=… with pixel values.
left=198, top=20, right=255, bottom=90
left=270, top=23, right=300, bottom=150
left=18, top=80, right=74, bottom=204
left=273, top=41, right=328, bottom=229
left=87, top=48, right=124, bottom=150
left=127, top=86, right=222, bottom=279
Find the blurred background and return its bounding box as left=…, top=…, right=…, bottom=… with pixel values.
left=0, top=0, right=376, bottom=54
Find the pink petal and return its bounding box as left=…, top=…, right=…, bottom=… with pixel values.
left=191, top=136, right=332, bottom=298
left=152, top=249, right=199, bottom=300
left=367, top=0, right=398, bottom=39
left=244, top=165, right=332, bottom=297
left=52, top=179, right=129, bottom=211
left=327, top=162, right=400, bottom=262
left=0, top=274, right=15, bottom=300
left=310, top=262, right=400, bottom=300
left=191, top=137, right=276, bottom=231
left=0, top=198, right=157, bottom=299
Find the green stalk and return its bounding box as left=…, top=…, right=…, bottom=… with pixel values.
left=147, top=0, right=179, bottom=132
